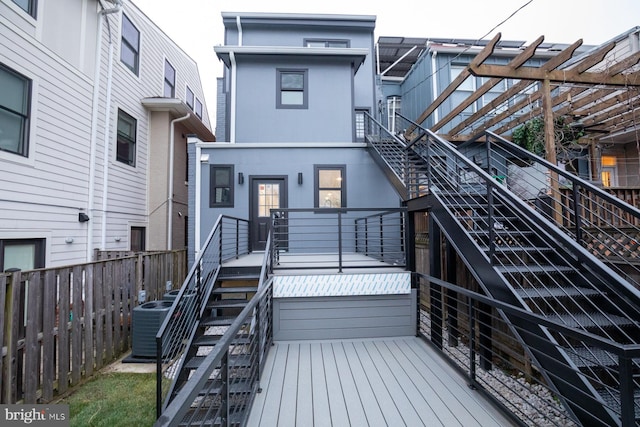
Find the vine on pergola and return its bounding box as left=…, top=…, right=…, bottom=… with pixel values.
left=511, top=116, right=586, bottom=157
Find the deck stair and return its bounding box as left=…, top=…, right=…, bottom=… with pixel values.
left=365, top=112, right=640, bottom=426
left=167, top=265, right=260, bottom=426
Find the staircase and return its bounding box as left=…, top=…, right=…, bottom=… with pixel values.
left=168, top=266, right=260, bottom=426
left=364, top=112, right=640, bottom=426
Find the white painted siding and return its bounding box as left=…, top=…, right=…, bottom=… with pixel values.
left=0, top=0, right=212, bottom=267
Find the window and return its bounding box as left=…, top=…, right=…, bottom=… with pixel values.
left=186, top=86, right=194, bottom=109
left=277, top=69, right=308, bottom=109
left=0, top=238, right=44, bottom=272
left=601, top=156, right=617, bottom=187
left=121, top=14, right=140, bottom=75
left=387, top=96, right=401, bottom=134
left=209, top=165, right=234, bottom=207
left=195, top=98, right=203, bottom=119
left=354, top=108, right=369, bottom=142
left=11, top=0, right=36, bottom=17
left=116, top=109, right=136, bottom=166
left=164, top=59, right=175, bottom=97
left=130, top=227, right=145, bottom=252
left=305, top=39, right=349, bottom=48
left=315, top=165, right=346, bottom=208
left=450, top=65, right=474, bottom=114
left=0, top=64, right=31, bottom=157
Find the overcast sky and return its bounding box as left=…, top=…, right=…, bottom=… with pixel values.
left=131, top=0, right=640, bottom=125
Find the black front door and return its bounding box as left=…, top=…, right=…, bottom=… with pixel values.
left=250, top=177, right=287, bottom=251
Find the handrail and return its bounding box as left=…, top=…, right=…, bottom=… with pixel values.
left=419, top=273, right=640, bottom=426
left=270, top=207, right=407, bottom=272
left=460, top=130, right=640, bottom=289
left=155, top=231, right=274, bottom=427
left=155, top=215, right=250, bottom=417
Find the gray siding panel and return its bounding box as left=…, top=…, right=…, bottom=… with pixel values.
left=273, top=291, right=416, bottom=340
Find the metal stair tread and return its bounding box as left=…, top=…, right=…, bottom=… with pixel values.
left=207, top=298, right=250, bottom=309
left=479, top=245, right=553, bottom=252
left=516, top=286, right=602, bottom=299
left=596, top=387, right=640, bottom=415
left=200, top=315, right=249, bottom=327
left=178, top=409, right=245, bottom=427
left=547, top=313, right=637, bottom=329
left=194, top=334, right=251, bottom=347
left=185, top=354, right=252, bottom=370
left=496, top=264, right=575, bottom=274
left=198, top=378, right=254, bottom=396
left=212, top=286, right=258, bottom=294
left=563, top=346, right=622, bottom=368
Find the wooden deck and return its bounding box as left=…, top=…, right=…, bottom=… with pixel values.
left=247, top=336, right=515, bottom=427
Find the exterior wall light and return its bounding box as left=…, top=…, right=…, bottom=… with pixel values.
left=78, top=212, right=90, bottom=222
left=238, top=172, right=244, bottom=184
left=298, top=172, right=303, bottom=185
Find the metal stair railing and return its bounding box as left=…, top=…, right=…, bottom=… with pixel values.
left=155, top=215, right=250, bottom=418
left=420, top=274, right=640, bottom=427
left=459, top=130, right=640, bottom=291
left=155, top=230, right=273, bottom=427
left=369, top=113, right=640, bottom=425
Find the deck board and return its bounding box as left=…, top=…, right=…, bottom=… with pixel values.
left=247, top=337, right=515, bottom=427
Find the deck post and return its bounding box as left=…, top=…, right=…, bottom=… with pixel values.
left=428, top=216, right=443, bottom=349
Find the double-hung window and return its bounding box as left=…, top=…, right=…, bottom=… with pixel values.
left=164, top=60, right=175, bottom=97
left=277, top=69, right=307, bottom=109
left=195, top=98, right=203, bottom=119
left=11, top=0, right=36, bottom=17
left=315, top=165, right=346, bottom=208
left=0, top=64, right=31, bottom=157
left=116, top=109, right=136, bottom=166
left=186, top=86, right=194, bottom=109
left=209, top=165, right=234, bottom=207
left=121, top=14, right=140, bottom=75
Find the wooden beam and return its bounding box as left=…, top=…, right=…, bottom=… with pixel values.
left=432, top=36, right=545, bottom=132
left=469, top=64, right=640, bottom=86
left=408, top=33, right=502, bottom=132
left=572, top=41, right=616, bottom=74
left=448, top=38, right=583, bottom=136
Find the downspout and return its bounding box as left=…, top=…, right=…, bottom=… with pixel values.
left=431, top=50, right=439, bottom=123
left=229, top=51, right=237, bottom=143
left=236, top=15, right=243, bottom=46
left=167, top=113, right=190, bottom=250
left=87, top=0, right=122, bottom=260
left=100, top=27, right=116, bottom=250
left=195, top=144, right=203, bottom=257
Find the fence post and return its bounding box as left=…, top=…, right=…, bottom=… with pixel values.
left=3, top=270, right=21, bottom=403
left=136, top=253, right=143, bottom=304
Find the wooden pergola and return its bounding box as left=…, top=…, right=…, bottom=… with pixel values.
left=412, top=32, right=640, bottom=169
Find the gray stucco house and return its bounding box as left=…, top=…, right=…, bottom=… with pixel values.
left=189, top=12, right=401, bottom=256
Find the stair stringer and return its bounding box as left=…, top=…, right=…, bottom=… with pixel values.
left=422, top=192, right=621, bottom=427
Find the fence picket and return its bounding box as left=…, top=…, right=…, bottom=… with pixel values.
left=0, top=250, right=186, bottom=404
left=24, top=271, right=41, bottom=403
left=42, top=270, right=56, bottom=401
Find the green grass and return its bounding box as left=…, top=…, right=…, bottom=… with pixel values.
left=59, top=372, right=156, bottom=427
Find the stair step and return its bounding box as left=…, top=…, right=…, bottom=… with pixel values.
left=218, top=274, right=260, bottom=281
left=596, top=388, right=640, bottom=417
left=207, top=299, right=250, bottom=309
left=185, top=354, right=252, bottom=371
left=212, top=286, right=258, bottom=294
left=564, top=346, right=621, bottom=368
left=178, top=409, right=245, bottom=427
left=480, top=246, right=553, bottom=253
left=548, top=313, right=637, bottom=329
left=516, top=286, right=602, bottom=299
left=194, top=334, right=250, bottom=347
left=496, top=265, right=575, bottom=274
left=199, top=378, right=254, bottom=396
left=200, top=315, right=248, bottom=327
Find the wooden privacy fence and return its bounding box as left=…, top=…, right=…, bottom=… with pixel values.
left=0, top=250, right=187, bottom=404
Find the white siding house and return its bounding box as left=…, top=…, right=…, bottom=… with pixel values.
left=0, top=0, right=214, bottom=270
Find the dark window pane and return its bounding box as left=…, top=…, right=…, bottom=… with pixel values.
left=281, top=73, right=304, bottom=89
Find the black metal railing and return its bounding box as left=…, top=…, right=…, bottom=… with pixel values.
left=459, top=131, right=640, bottom=290
left=419, top=274, right=640, bottom=427
left=156, top=216, right=250, bottom=417
left=270, top=207, right=407, bottom=272
left=154, top=231, right=273, bottom=427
